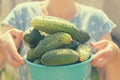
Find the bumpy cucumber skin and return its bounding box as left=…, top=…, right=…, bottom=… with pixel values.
left=59, top=40, right=80, bottom=50
left=27, top=48, right=35, bottom=62
left=30, top=32, right=72, bottom=60
left=31, top=16, right=90, bottom=43
left=41, top=49, right=79, bottom=66
left=76, top=44, right=91, bottom=61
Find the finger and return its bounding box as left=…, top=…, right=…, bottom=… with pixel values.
left=3, top=53, right=24, bottom=67
left=91, top=50, right=110, bottom=67
left=4, top=51, right=25, bottom=67
left=92, top=40, right=114, bottom=62
left=10, top=29, right=23, bottom=38
left=8, top=49, right=25, bottom=65
left=91, top=58, right=107, bottom=68
left=4, top=43, right=25, bottom=65
left=91, top=55, right=107, bottom=68
left=10, top=52, right=25, bottom=65
left=10, top=29, right=23, bottom=48
left=7, top=54, right=24, bottom=67
left=4, top=33, right=25, bottom=65
left=90, top=40, right=109, bottom=50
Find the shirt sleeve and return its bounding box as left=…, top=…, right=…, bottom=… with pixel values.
left=98, top=10, right=116, bottom=32
left=91, top=10, right=116, bottom=41
left=1, top=4, right=24, bottom=30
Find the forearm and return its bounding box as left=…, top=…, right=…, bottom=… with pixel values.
left=92, top=32, right=120, bottom=80
left=97, top=41, right=120, bottom=80
left=1, top=25, right=13, bottom=33
left=105, top=44, right=120, bottom=80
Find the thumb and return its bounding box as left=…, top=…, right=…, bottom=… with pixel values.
left=10, top=29, right=23, bottom=49
left=90, top=40, right=109, bottom=50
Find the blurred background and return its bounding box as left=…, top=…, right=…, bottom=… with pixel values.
left=0, top=0, right=120, bottom=80
left=0, top=0, right=120, bottom=47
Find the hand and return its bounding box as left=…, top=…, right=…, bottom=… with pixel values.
left=90, top=40, right=119, bottom=68
left=0, top=31, right=24, bottom=67
left=1, top=26, right=23, bottom=49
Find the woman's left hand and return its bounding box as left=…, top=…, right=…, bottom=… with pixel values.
left=90, top=40, right=120, bottom=68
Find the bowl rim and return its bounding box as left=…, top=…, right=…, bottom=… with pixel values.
left=24, top=54, right=93, bottom=68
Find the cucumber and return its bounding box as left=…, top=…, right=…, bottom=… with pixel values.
left=31, top=16, right=90, bottom=43
left=23, top=27, right=48, bottom=48
left=30, top=32, right=73, bottom=60
left=41, top=49, right=79, bottom=66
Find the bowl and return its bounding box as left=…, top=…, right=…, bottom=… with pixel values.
left=24, top=54, right=93, bottom=80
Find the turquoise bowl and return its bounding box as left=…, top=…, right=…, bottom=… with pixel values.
left=25, top=55, right=93, bottom=80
